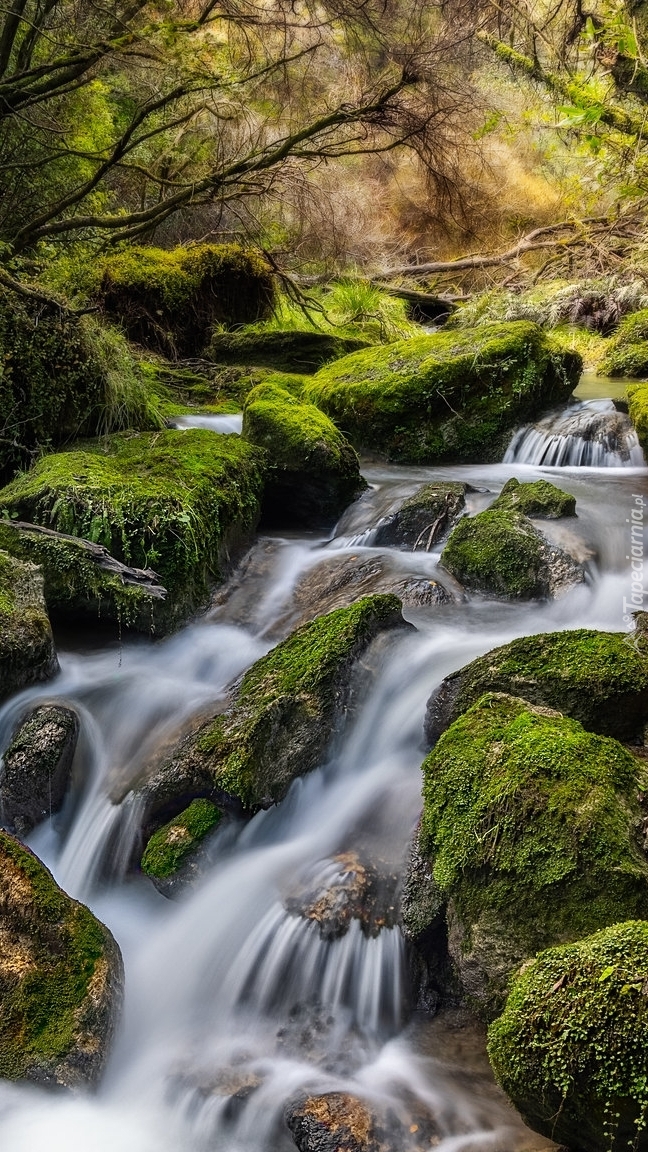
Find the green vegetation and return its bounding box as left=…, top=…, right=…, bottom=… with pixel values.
left=0, top=550, right=57, bottom=700
left=600, top=310, right=648, bottom=377
left=493, top=478, right=576, bottom=518
left=488, top=921, right=648, bottom=1152
left=0, top=830, right=121, bottom=1086
left=628, top=381, right=648, bottom=452
left=419, top=693, right=648, bottom=1017
left=0, top=430, right=266, bottom=622
left=141, top=799, right=222, bottom=879
left=304, top=322, right=581, bottom=463
left=242, top=381, right=365, bottom=528
left=208, top=329, right=370, bottom=373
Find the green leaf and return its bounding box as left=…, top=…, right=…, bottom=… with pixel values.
left=599, top=966, right=616, bottom=981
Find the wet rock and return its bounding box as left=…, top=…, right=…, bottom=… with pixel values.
left=0, top=830, right=123, bottom=1087
left=0, top=704, right=79, bottom=836
left=424, top=627, right=648, bottom=746
left=242, top=381, right=366, bottom=530
left=285, top=852, right=398, bottom=940
left=140, top=798, right=223, bottom=896
left=492, top=477, right=576, bottom=519
left=137, top=596, right=411, bottom=881
left=488, top=921, right=648, bottom=1152
left=0, top=550, right=58, bottom=702
left=440, top=508, right=584, bottom=600
left=373, top=482, right=467, bottom=548
left=408, top=693, right=648, bottom=1019
left=285, top=1090, right=441, bottom=1152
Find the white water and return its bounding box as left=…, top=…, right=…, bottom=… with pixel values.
left=504, top=399, right=644, bottom=467
left=0, top=400, right=646, bottom=1150
left=171, top=413, right=243, bottom=434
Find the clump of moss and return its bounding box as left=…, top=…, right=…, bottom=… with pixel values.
left=425, top=628, right=648, bottom=745
left=141, top=798, right=222, bottom=879
left=242, top=382, right=366, bottom=529
left=440, top=507, right=583, bottom=599
left=600, top=309, right=648, bottom=377
left=488, top=921, right=648, bottom=1152
left=303, top=321, right=581, bottom=463
left=0, top=831, right=123, bottom=1087
left=208, top=329, right=370, bottom=373
left=627, top=381, right=648, bottom=454
left=493, top=477, right=576, bottom=518
left=0, top=430, right=266, bottom=623
left=98, top=244, right=275, bottom=357
left=418, top=693, right=648, bottom=1017
left=0, top=549, right=57, bottom=700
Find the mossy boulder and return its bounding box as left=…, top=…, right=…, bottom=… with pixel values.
left=493, top=477, right=576, bottom=518
left=242, top=382, right=366, bottom=529
left=0, top=520, right=167, bottom=635
left=373, top=482, right=467, bottom=549
left=140, top=798, right=222, bottom=896
left=411, top=693, right=648, bottom=1018
left=440, top=508, right=584, bottom=599
left=0, top=550, right=58, bottom=701
left=0, top=831, right=123, bottom=1087
left=425, top=628, right=648, bottom=745
left=627, top=381, right=648, bottom=453
left=0, top=704, right=79, bottom=836
left=208, top=329, right=370, bottom=373
left=303, top=321, right=581, bottom=463
left=488, top=921, right=648, bottom=1152
left=138, top=596, right=409, bottom=877
left=97, top=244, right=275, bottom=357
left=599, top=309, right=648, bottom=377
left=0, top=430, right=266, bottom=624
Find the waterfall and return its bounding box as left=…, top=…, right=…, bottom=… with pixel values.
left=504, top=399, right=644, bottom=467
left=171, top=413, right=243, bottom=434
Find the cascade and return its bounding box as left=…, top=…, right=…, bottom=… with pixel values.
left=504, top=399, right=644, bottom=467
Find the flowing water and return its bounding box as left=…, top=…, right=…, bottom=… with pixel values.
left=0, top=386, right=646, bottom=1151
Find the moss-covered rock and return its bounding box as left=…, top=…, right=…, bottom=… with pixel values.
left=488, top=921, right=648, bottom=1152
left=0, top=520, right=167, bottom=634
left=242, top=382, right=366, bottom=529
left=599, top=309, right=648, bottom=377
left=493, top=477, right=576, bottom=518
left=140, top=798, right=222, bottom=896
left=0, top=831, right=123, bottom=1087
left=413, top=693, right=648, bottom=1018
left=208, top=329, right=370, bottom=373
left=627, top=381, right=648, bottom=453
left=0, top=430, right=266, bottom=624
left=440, top=508, right=584, bottom=599
left=425, top=628, right=648, bottom=745
left=0, top=704, right=79, bottom=836
left=303, top=322, right=581, bottom=463
left=373, top=482, right=467, bottom=548
left=137, top=596, right=409, bottom=878
left=97, top=244, right=275, bottom=357
left=0, top=550, right=58, bottom=701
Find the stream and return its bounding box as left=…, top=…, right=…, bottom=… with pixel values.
left=0, top=382, right=646, bottom=1151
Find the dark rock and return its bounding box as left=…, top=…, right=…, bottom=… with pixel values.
left=0, top=704, right=79, bottom=836
left=285, top=1090, right=441, bottom=1152
left=373, top=482, right=467, bottom=548
left=284, top=852, right=398, bottom=940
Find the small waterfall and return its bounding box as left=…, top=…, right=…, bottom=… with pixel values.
left=504, top=399, right=644, bottom=467
left=171, top=414, right=243, bottom=434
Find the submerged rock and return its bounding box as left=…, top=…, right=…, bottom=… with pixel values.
left=242, top=382, right=366, bottom=529
left=0, top=831, right=123, bottom=1087
left=284, top=852, right=398, bottom=940
left=492, top=477, right=576, bottom=518
left=304, top=321, right=580, bottom=463
left=488, top=921, right=648, bottom=1152
left=373, top=482, right=467, bottom=548
left=0, top=550, right=58, bottom=701
left=425, top=627, right=648, bottom=745
left=440, top=507, right=584, bottom=599
left=407, top=693, right=648, bottom=1018
left=0, top=704, right=79, bottom=836
left=285, top=1090, right=440, bottom=1152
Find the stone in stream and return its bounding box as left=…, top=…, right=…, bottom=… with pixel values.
left=303, top=321, right=581, bottom=463
left=492, top=477, right=576, bottom=518
left=285, top=1090, right=441, bottom=1152
left=0, top=830, right=123, bottom=1087
left=0, top=704, right=79, bottom=836
left=242, top=381, right=367, bottom=530
left=136, top=596, right=412, bottom=889
left=373, top=482, right=468, bottom=548
left=425, top=626, right=648, bottom=746
left=403, top=693, right=648, bottom=1020
left=0, top=550, right=58, bottom=702
left=440, top=506, right=584, bottom=599
left=284, top=852, right=398, bottom=940
left=488, top=921, right=648, bottom=1152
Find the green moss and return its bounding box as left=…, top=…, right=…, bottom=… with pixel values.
left=488, top=922, right=648, bottom=1152
left=0, top=549, right=57, bottom=699
left=493, top=477, right=576, bottom=518
left=98, top=244, right=275, bottom=357
left=208, top=329, right=370, bottom=373
left=627, top=381, right=648, bottom=453
left=303, top=321, right=581, bottom=463
left=141, top=799, right=222, bottom=878
left=441, top=509, right=550, bottom=598
left=419, top=694, right=648, bottom=1015
left=0, top=430, right=266, bottom=622
left=0, top=831, right=112, bottom=1081
left=600, top=309, right=648, bottom=377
